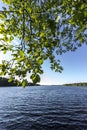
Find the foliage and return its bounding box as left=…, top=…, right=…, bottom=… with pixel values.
left=0, top=77, right=17, bottom=86
left=64, top=82, right=87, bottom=86
left=0, top=77, right=38, bottom=87
left=0, top=0, right=87, bottom=86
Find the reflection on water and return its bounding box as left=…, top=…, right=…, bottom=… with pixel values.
left=0, top=86, right=87, bottom=130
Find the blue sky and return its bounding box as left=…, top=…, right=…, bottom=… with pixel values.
left=41, top=44, right=87, bottom=85
left=0, top=0, right=87, bottom=85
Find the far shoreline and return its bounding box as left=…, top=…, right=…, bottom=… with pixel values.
left=0, top=77, right=87, bottom=87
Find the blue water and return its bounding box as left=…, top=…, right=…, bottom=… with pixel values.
left=0, top=86, right=87, bottom=130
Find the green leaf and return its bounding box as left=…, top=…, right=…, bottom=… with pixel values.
left=40, top=32, right=45, bottom=37
left=27, top=8, right=32, bottom=13
left=37, top=57, right=43, bottom=65
left=30, top=74, right=40, bottom=83
left=19, top=8, right=23, bottom=14
left=8, top=77, right=13, bottom=82
left=3, top=50, right=7, bottom=54
left=22, top=80, right=26, bottom=87
left=19, top=50, right=24, bottom=58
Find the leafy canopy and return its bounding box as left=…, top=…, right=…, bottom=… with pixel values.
left=0, top=0, right=87, bottom=86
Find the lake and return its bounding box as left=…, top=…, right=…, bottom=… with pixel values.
left=0, top=85, right=87, bottom=130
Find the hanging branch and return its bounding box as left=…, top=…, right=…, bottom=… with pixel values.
left=0, top=10, right=19, bottom=13
left=21, top=1, right=25, bottom=51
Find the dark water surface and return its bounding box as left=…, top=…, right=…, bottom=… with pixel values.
left=0, top=86, right=87, bottom=130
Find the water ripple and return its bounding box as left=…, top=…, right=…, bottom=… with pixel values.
left=0, top=86, right=87, bottom=130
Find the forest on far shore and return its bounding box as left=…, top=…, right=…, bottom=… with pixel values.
left=63, top=83, right=87, bottom=86
left=0, top=77, right=39, bottom=86
left=0, top=77, right=87, bottom=87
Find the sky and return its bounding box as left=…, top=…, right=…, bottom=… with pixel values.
left=41, top=44, right=87, bottom=85
left=0, top=0, right=87, bottom=85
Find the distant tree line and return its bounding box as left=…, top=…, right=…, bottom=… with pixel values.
left=64, top=83, right=87, bottom=86
left=0, top=77, right=39, bottom=87
left=0, top=77, right=17, bottom=86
